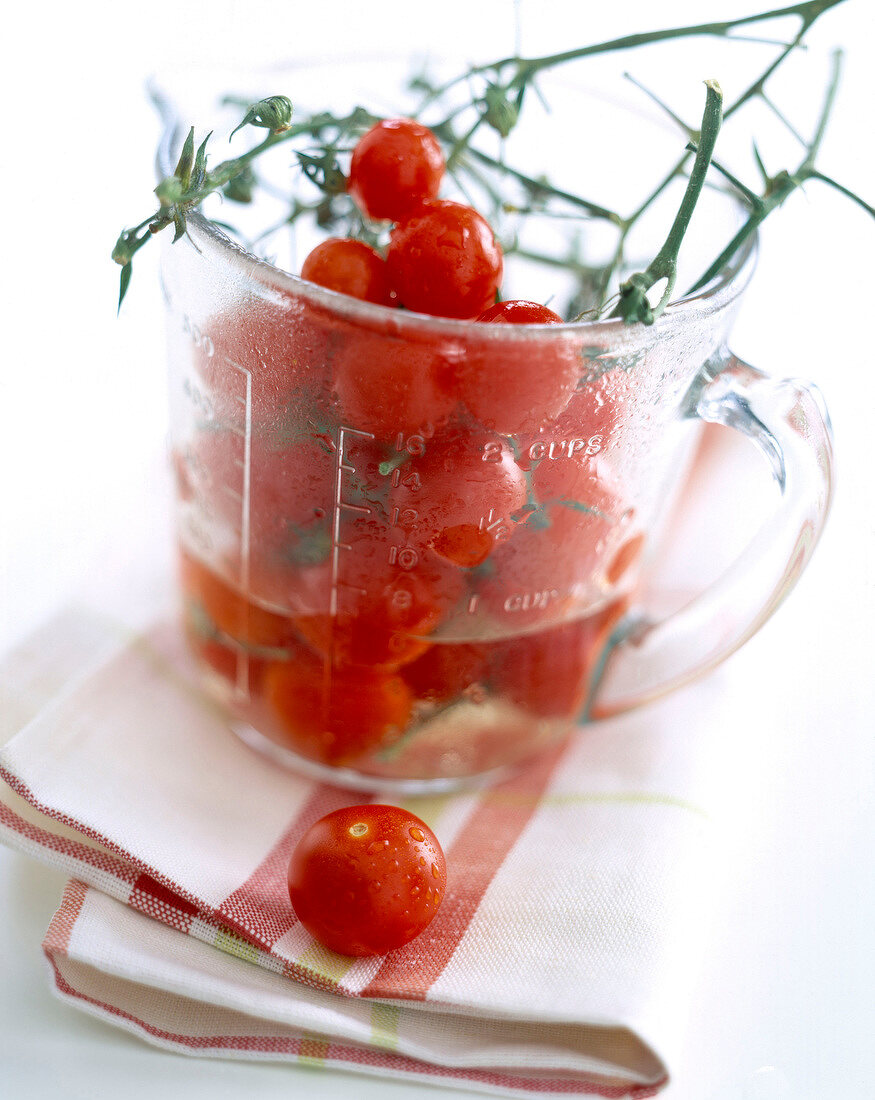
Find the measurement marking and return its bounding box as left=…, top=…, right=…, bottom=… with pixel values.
left=479, top=509, right=503, bottom=533
left=339, top=502, right=371, bottom=515
left=222, top=357, right=252, bottom=701
left=237, top=365, right=252, bottom=700
left=330, top=425, right=375, bottom=615
left=336, top=581, right=368, bottom=596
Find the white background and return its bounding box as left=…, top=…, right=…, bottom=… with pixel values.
left=1, top=1, right=873, bottom=1098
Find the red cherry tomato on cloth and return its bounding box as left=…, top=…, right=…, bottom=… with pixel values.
left=288, top=804, right=447, bottom=956
left=300, top=238, right=394, bottom=305
left=348, top=118, right=445, bottom=222
left=387, top=200, right=503, bottom=319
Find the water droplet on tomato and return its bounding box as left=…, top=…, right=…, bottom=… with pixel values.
left=408, top=826, right=425, bottom=842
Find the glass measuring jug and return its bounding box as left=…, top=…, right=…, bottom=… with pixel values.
left=162, top=201, right=832, bottom=790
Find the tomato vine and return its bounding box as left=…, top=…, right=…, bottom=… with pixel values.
left=113, top=0, right=870, bottom=321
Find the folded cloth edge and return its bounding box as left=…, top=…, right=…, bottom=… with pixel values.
left=41, top=878, right=668, bottom=1099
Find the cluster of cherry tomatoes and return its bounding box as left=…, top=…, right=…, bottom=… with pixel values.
left=301, top=118, right=561, bottom=324
left=176, top=116, right=642, bottom=783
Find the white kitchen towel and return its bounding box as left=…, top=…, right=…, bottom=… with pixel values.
left=0, top=605, right=730, bottom=1097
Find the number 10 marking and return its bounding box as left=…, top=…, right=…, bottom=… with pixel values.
left=387, top=546, right=419, bottom=570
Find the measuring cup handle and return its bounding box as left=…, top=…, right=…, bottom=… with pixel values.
left=588, top=352, right=834, bottom=718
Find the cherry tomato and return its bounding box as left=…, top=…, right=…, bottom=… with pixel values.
left=332, top=326, right=458, bottom=440
left=487, top=603, right=628, bottom=719
left=387, top=200, right=503, bottom=319
left=516, top=369, right=631, bottom=475
left=401, top=641, right=489, bottom=705
left=184, top=424, right=408, bottom=617
left=390, top=427, right=528, bottom=568
left=300, top=238, right=394, bottom=305
left=179, top=548, right=301, bottom=650
left=475, top=300, right=563, bottom=324
left=183, top=621, right=268, bottom=694
left=176, top=424, right=339, bottom=627
left=479, top=442, right=643, bottom=632
left=241, top=429, right=396, bottom=614
left=459, top=301, right=578, bottom=435
left=264, top=656, right=413, bottom=767
left=292, top=525, right=464, bottom=669
left=183, top=428, right=335, bottom=566
left=190, top=297, right=334, bottom=430
left=288, top=804, right=446, bottom=956
left=348, top=118, right=445, bottom=222
left=528, top=430, right=639, bottom=587
left=530, top=437, right=613, bottom=508
left=604, top=531, right=646, bottom=586
left=479, top=492, right=620, bottom=630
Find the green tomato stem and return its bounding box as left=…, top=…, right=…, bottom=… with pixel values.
left=610, top=81, right=723, bottom=324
